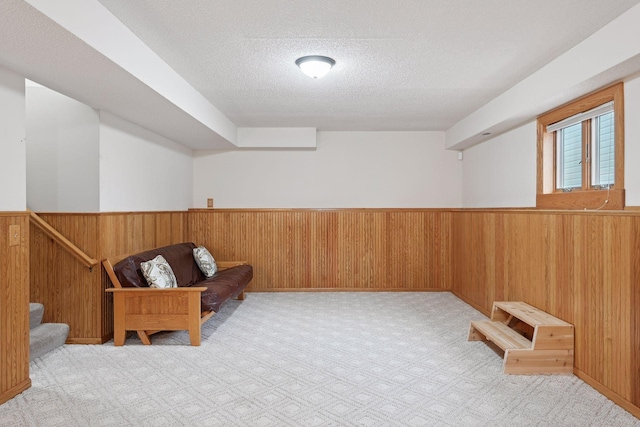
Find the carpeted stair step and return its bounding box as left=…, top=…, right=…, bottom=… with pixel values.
left=29, top=303, right=69, bottom=361
left=30, top=303, right=44, bottom=330
left=30, top=322, right=69, bottom=362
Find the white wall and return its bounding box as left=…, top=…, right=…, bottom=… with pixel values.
left=26, top=85, right=100, bottom=212
left=25, top=0, right=237, bottom=149
left=461, top=75, right=640, bottom=208
left=193, top=131, right=461, bottom=208
left=99, top=111, right=193, bottom=211
left=462, top=122, right=537, bottom=208
left=624, top=74, right=640, bottom=206
left=25, top=86, right=192, bottom=212
left=0, top=66, right=26, bottom=211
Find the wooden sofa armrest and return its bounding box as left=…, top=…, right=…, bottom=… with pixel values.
left=103, top=258, right=127, bottom=289
left=217, top=260, right=248, bottom=270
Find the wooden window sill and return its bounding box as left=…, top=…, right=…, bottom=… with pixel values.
left=536, top=189, right=624, bottom=210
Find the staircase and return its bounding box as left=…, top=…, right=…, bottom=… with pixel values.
left=29, top=303, right=69, bottom=361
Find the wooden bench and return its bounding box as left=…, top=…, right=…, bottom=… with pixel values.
left=468, top=301, right=574, bottom=374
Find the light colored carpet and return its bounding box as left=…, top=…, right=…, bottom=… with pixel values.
left=1, top=292, right=638, bottom=426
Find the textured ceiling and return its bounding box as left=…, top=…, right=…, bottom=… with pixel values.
left=97, top=0, right=640, bottom=131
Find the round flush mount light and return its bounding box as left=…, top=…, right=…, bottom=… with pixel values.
left=295, top=55, right=336, bottom=79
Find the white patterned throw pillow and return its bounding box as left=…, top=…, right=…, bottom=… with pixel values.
left=140, top=255, right=178, bottom=288
left=193, top=246, right=218, bottom=277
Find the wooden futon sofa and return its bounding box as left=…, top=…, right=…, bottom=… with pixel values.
left=103, top=242, right=252, bottom=346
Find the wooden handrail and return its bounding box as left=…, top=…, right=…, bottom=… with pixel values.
left=28, top=210, right=99, bottom=270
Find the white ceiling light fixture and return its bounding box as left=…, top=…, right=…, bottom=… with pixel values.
left=295, top=55, right=336, bottom=79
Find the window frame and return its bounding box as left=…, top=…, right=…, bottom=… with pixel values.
left=536, top=83, right=625, bottom=210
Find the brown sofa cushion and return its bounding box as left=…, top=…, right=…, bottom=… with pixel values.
left=198, top=264, right=253, bottom=312
left=114, top=242, right=206, bottom=288
left=112, top=242, right=252, bottom=314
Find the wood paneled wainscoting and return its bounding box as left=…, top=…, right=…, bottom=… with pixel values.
left=24, top=208, right=640, bottom=416
left=450, top=209, right=640, bottom=417
left=0, top=212, right=30, bottom=404
left=188, top=209, right=451, bottom=291
left=29, top=212, right=188, bottom=344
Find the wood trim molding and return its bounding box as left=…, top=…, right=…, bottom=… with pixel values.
left=451, top=290, right=490, bottom=317
left=33, top=211, right=187, bottom=216
left=0, top=211, right=29, bottom=217
left=574, top=368, right=640, bottom=419
left=536, top=189, right=624, bottom=210
left=191, top=207, right=640, bottom=216
left=0, top=379, right=31, bottom=405
left=188, top=208, right=454, bottom=213
left=249, top=288, right=452, bottom=293
left=66, top=338, right=105, bottom=345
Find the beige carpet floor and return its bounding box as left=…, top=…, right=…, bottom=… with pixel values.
left=1, top=292, right=638, bottom=426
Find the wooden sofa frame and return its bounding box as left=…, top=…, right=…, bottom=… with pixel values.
left=104, top=255, right=247, bottom=346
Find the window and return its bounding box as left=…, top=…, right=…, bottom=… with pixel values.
left=592, top=110, right=615, bottom=188
left=555, top=121, right=583, bottom=190
left=537, top=83, right=624, bottom=209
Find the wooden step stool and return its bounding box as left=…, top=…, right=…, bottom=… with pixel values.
left=468, top=301, right=574, bottom=374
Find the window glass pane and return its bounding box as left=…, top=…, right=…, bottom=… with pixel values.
left=556, top=123, right=582, bottom=190
left=592, top=111, right=615, bottom=187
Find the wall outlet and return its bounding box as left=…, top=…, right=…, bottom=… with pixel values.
left=207, top=198, right=214, bottom=208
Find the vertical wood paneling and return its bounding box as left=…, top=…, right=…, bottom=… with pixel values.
left=29, top=212, right=188, bottom=344
left=451, top=210, right=640, bottom=411
left=99, top=212, right=187, bottom=257
left=631, top=219, right=640, bottom=407
left=22, top=207, right=640, bottom=415
left=188, top=209, right=451, bottom=291
left=30, top=214, right=101, bottom=343
left=98, top=212, right=187, bottom=341
left=0, top=214, right=31, bottom=404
